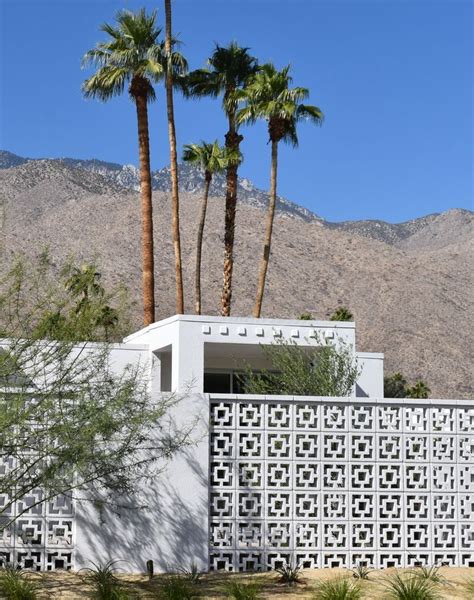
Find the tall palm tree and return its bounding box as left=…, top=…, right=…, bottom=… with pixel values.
left=82, top=9, right=165, bottom=326
left=237, top=64, right=323, bottom=317
left=164, top=0, right=184, bottom=314
left=187, top=43, right=259, bottom=316
left=182, top=142, right=239, bottom=315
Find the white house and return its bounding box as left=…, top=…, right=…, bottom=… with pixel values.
left=2, top=315, right=473, bottom=573
left=122, top=314, right=384, bottom=398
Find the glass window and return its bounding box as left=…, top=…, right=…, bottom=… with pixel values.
left=204, top=372, right=232, bottom=393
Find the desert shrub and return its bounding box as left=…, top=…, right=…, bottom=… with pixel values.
left=0, top=568, right=38, bottom=600
left=464, top=578, right=474, bottom=598
left=312, top=577, right=362, bottom=600
left=329, top=307, right=353, bottom=322
left=276, top=563, right=302, bottom=586
left=383, top=573, right=440, bottom=600
left=177, top=563, right=203, bottom=585
left=225, top=579, right=261, bottom=600
left=409, top=566, right=446, bottom=585
left=159, top=575, right=195, bottom=600
left=81, top=561, right=133, bottom=600
left=351, top=564, right=372, bottom=580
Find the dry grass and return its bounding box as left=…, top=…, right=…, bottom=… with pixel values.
left=23, top=567, right=474, bottom=599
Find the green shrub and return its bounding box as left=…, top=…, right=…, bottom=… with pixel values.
left=276, top=563, right=302, bottom=586
left=225, top=579, right=261, bottom=600
left=409, top=566, right=446, bottom=585
left=383, top=573, right=440, bottom=600
left=81, top=561, right=133, bottom=600
left=0, top=568, right=38, bottom=600
left=177, top=563, right=203, bottom=585
left=312, top=577, right=362, bottom=600
left=159, top=575, right=195, bottom=600
left=464, top=578, right=474, bottom=599
left=351, top=564, right=372, bottom=580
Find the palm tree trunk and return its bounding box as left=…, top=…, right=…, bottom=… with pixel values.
left=253, top=139, right=278, bottom=318
left=195, top=173, right=211, bottom=315
left=164, top=0, right=184, bottom=315
left=134, top=95, right=155, bottom=326
left=222, top=112, right=242, bottom=317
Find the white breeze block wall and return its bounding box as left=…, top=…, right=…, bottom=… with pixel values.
left=208, top=395, right=474, bottom=571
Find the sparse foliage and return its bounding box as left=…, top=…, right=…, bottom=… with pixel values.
left=329, top=307, right=353, bottom=322
left=177, top=563, right=203, bottom=585
left=159, top=575, right=195, bottom=600
left=275, top=563, right=302, bottom=586
left=81, top=561, right=133, bottom=600
left=351, top=564, right=372, bottom=580
left=0, top=567, right=38, bottom=600
left=383, top=573, right=440, bottom=600
left=242, top=336, right=360, bottom=397
left=384, top=372, right=430, bottom=399
left=0, top=255, right=192, bottom=525
left=312, top=577, right=363, bottom=600
left=409, top=565, right=446, bottom=585
left=298, top=312, right=313, bottom=320
left=225, top=579, right=262, bottom=600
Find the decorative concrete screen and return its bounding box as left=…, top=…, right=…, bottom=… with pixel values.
left=0, top=486, right=74, bottom=571
left=209, top=395, right=474, bottom=571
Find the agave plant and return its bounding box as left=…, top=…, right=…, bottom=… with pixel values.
left=383, top=573, right=440, bottom=600
left=0, top=567, right=38, bottom=600
left=177, top=562, right=203, bottom=585
left=312, top=577, right=363, bottom=600
left=351, top=564, right=372, bottom=580
left=275, top=563, right=302, bottom=586
left=409, top=565, right=447, bottom=585
left=225, top=579, right=262, bottom=600
left=159, top=575, right=195, bottom=600
left=81, top=560, right=133, bottom=600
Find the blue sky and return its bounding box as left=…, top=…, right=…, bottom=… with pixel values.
left=0, top=0, right=472, bottom=222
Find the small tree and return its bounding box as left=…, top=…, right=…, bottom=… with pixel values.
left=0, top=254, right=192, bottom=526
left=242, top=335, right=360, bottom=397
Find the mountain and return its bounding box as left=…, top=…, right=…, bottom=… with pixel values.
left=0, top=150, right=319, bottom=223
left=0, top=152, right=472, bottom=399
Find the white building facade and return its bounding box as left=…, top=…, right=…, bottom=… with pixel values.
left=1, top=316, right=473, bottom=572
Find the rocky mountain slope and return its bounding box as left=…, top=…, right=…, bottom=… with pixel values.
left=0, top=152, right=472, bottom=399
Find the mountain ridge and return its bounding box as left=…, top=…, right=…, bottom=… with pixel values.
left=0, top=153, right=472, bottom=399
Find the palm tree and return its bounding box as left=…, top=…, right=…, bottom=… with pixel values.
left=164, top=0, right=185, bottom=315
left=65, top=264, right=104, bottom=312
left=237, top=64, right=323, bottom=317
left=187, top=43, right=259, bottom=316
left=82, top=9, right=165, bottom=326
left=182, top=142, right=239, bottom=315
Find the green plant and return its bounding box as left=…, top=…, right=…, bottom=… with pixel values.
left=276, top=563, right=302, bottom=586
left=225, top=579, right=261, bottom=600
left=409, top=565, right=446, bottom=585
left=406, top=381, right=430, bottom=399
left=383, top=573, right=440, bottom=600
left=159, top=575, right=195, bottom=600
left=177, top=562, right=203, bottom=585
left=464, top=578, right=474, bottom=598
left=81, top=561, right=133, bottom=600
left=351, top=564, right=372, bottom=580
left=329, top=307, right=353, bottom=322
left=242, top=335, right=360, bottom=397
left=298, top=312, right=313, bottom=320
left=0, top=567, right=38, bottom=600
left=312, top=577, right=363, bottom=600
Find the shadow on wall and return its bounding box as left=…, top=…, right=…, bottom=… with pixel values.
left=75, top=393, right=210, bottom=573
